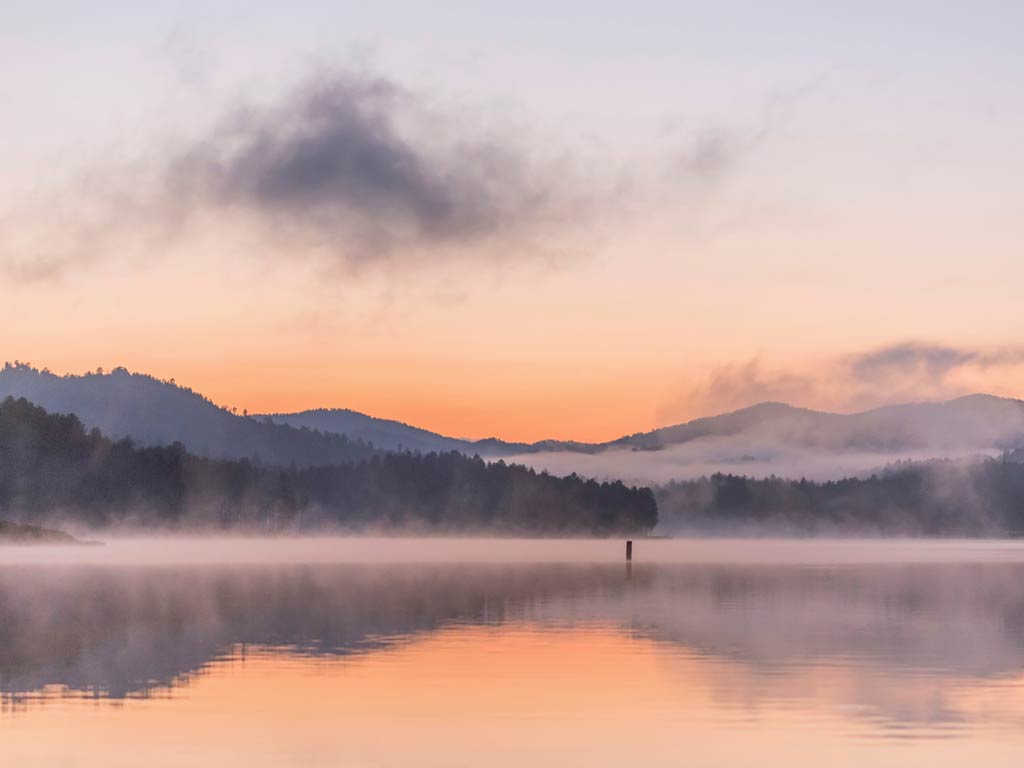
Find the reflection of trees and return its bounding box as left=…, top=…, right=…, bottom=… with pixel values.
left=541, top=565, right=1024, bottom=677
left=0, top=564, right=637, bottom=702
left=2, top=562, right=1024, bottom=729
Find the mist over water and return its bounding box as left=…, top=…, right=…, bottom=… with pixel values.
left=7, top=536, right=1024, bottom=565
left=4, top=538, right=1024, bottom=767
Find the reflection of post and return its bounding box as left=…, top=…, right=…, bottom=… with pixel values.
left=626, top=540, right=633, bottom=561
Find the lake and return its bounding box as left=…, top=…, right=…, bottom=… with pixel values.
left=3, top=538, right=1024, bottom=767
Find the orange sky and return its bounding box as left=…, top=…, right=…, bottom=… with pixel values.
left=3, top=4, right=1023, bottom=442
left=4, top=225, right=1022, bottom=442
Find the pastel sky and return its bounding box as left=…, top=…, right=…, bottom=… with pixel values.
left=2, top=2, right=1022, bottom=441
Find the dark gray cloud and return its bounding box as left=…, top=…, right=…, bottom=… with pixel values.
left=2, top=70, right=583, bottom=282
left=165, top=72, right=563, bottom=260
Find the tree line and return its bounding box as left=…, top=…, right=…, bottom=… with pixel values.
left=656, top=458, right=1024, bottom=535
left=0, top=397, right=657, bottom=535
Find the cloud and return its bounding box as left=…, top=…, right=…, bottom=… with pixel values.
left=849, top=343, right=976, bottom=380
left=662, top=342, right=1024, bottom=423
left=2, top=69, right=589, bottom=281
left=848, top=342, right=1024, bottom=379
left=165, top=72, right=569, bottom=261
left=666, top=74, right=828, bottom=191
left=0, top=66, right=811, bottom=282
left=674, top=130, right=741, bottom=184
left=659, top=359, right=816, bottom=422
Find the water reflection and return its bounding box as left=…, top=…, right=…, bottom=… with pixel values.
left=2, top=544, right=1024, bottom=766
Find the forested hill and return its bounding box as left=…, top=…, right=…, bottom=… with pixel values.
left=656, top=458, right=1024, bottom=536
left=0, top=397, right=658, bottom=535
left=0, top=364, right=375, bottom=467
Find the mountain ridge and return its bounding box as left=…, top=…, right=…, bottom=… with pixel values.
left=3, top=363, right=1022, bottom=483
left=268, top=394, right=1024, bottom=455
left=0, top=364, right=376, bottom=467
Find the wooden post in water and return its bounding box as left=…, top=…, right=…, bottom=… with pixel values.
left=625, top=540, right=633, bottom=561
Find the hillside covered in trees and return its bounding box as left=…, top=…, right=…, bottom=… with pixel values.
left=656, top=458, right=1024, bottom=535
left=0, top=363, right=377, bottom=467
left=0, top=397, right=657, bottom=535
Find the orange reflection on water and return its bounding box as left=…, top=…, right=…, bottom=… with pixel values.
left=4, top=623, right=1024, bottom=768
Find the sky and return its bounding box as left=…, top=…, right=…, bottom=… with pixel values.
left=2, top=2, right=1023, bottom=442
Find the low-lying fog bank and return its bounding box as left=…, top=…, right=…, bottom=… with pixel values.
left=3, top=536, right=1024, bottom=566
left=503, top=445, right=1003, bottom=485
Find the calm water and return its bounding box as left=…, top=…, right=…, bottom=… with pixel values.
left=3, top=538, right=1024, bottom=767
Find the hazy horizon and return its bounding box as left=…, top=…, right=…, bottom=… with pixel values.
left=4, top=360, right=1022, bottom=446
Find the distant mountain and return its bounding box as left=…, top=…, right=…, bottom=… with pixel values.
left=4, top=362, right=1023, bottom=484
left=278, top=396, right=1024, bottom=466
left=600, top=395, right=1024, bottom=453
left=602, top=402, right=823, bottom=451
left=262, top=408, right=532, bottom=456
left=0, top=364, right=375, bottom=467
left=499, top=395, right=1024, bottom=483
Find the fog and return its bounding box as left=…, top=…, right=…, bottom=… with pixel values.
left=504, top=394, right=1024, bottom=484
left=6, top=536, right=1024, bottom=567
left=503, top=441, right=1001, bottom=485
